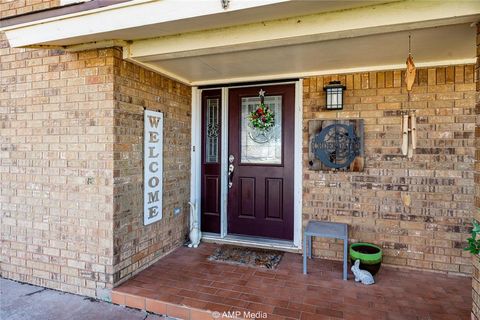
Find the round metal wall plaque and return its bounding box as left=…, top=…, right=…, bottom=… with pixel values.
left=311, top=123, right=361, bottom=169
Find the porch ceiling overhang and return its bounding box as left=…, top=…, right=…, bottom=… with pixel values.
left=2, top=0, right=479, bottom=85
left=127, top=0, right=480, bottom=85
left=128, top=22, right=477, bottom=86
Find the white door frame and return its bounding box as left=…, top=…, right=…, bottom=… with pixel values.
left=190, top=80, right=303, bottom=249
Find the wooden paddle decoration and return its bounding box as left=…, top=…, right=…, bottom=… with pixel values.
left=405, top=54, right=416, bottom=91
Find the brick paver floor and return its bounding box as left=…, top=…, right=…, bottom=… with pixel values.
left=112, top=243, right=471, bottom=320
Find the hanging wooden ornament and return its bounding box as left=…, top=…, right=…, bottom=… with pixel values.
left=405, top=36, right=416, bottom=91
left=405, top=55, right=416, bottom=91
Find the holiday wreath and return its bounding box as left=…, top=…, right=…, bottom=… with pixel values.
left=248, top=91, right=275, bottom=131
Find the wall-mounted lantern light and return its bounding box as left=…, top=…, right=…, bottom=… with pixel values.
left=324, top=81, right=346, bottom=110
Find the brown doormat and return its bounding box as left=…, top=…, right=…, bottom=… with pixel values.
left=208, top=245, right=284, bottom=269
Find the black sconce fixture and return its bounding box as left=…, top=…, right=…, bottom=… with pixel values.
left=323, top=81, right=346, bottom=110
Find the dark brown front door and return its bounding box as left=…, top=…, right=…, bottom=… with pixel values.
left=228, top=84, right=295, bottom=240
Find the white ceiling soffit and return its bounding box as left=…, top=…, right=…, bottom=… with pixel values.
left=122, top=0, right=480, bottom=85
left=142, top=23, right=476, bottom=85
left=2, top=0, right=395, bottom=47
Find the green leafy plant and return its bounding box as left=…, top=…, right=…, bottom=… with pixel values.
left=465, top=220, right=480, bottom=255
left=248, top=103, right=275, bottom=131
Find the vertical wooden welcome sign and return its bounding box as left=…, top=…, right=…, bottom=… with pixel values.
left=144, top=110, right=164, bottom=225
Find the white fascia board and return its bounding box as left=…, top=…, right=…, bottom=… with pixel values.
left=126, top=0, right=480, bottom=61
left=2, top=0, right=289, bottom=47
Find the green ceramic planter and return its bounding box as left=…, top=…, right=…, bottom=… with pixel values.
left=350, top=242, right=383, bottom=276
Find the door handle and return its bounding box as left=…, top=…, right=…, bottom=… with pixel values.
left=228, top=154, right=235, bottom=189
left=228, top=164, right=234, bottom=189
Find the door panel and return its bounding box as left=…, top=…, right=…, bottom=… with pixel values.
left=239, top=177, right=256, bottom=218
left=201, top=90, right=221, bottom=233
left=265, top=178, right=283, bottom=221
left=204, top=176, right=219, bottom=213
left=228, top=84, right=294, bottom=240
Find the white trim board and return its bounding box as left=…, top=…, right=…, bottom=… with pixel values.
left=1, top=0, right=289, bottom=44
left=190, top=81, right=303, bottom=250
left=202, top=233, right=301, bottom=253
left=293, top=81, right=303, bottom=248
left=220, top=87, right=229, bottom=238
left=190, top=87, right=202, bottom=233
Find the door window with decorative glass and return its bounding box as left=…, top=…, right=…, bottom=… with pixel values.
left=205, top=98, right=220, bottom=163
left=240, top=96, right=282, bottom=164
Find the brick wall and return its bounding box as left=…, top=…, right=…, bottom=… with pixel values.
left=0, top=33, right=191, bottom=297
left=0, top=32, right=116, bottom=297
left=471, top=23, right=480, bottom=320
left=111, top=48, right=191, bottom=285
left=303, top=65, right=476, bottom=275
left=1, top=0, right=61, bottom=19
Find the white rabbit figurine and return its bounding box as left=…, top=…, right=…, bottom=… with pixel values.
left=351, top=259, right=375, bottom=285
left=187, top=201, right=201, bottom=248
